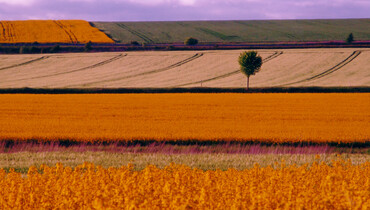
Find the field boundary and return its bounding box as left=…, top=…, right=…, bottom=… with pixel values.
left=176, top=51, right=283, bottom=87
left=0, top=139, right=369, bottom=148
left=78, top=53, right=204, bottom=87
left=0, top=56, right=50, bottom=71
left=280, top=50, right=362, bottom=86
left=0, top=87, right=369, bottom=94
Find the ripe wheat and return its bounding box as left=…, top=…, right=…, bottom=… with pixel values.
left=0, top=93, right=368, bottom=143
left=0, top=20, right=114, bottom=43
left=0, top=160, right=369, bottom=209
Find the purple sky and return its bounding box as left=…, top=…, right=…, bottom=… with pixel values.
left=0, top=0, right=369, bottom=21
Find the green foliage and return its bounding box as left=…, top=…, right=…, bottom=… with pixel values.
left=50, top=45, right=61, bottom=53
left=346, top=33, right=354, bottom=44
left=239, top=51, right=262, bottom=77
left=131, top=41, right=140, bottom=46
left=84, top=41, right=93, bottom=52
left=184, top=37, right=198, bottom=46
left=239, top=51, right=262, bottom=89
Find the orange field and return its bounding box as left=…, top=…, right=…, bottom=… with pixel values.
left=0, top=20, right=114, bottom=43
left=0, top=93, right=369, bottom=143
left=0, top=160, right=369, bottom=209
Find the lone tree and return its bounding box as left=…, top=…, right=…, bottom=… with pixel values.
left=346, top=33, right=354, bottom=44
left=184, top=37, right=198, bottom=46
left=239, top=51, right=262, bottom=90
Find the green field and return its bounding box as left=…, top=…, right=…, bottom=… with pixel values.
left=92, top=19, right=370, bottom=43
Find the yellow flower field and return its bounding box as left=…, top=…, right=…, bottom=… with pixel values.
left=0, top=160, right=369, bottom=209
left=0, top=93, right=369, bottom=143
left=0, top=20, right=114, bottom=43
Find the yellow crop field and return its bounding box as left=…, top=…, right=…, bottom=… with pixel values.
left=0, top=20, right=114, bottom=43
left=0, top=160, right=369, bottom=209
left=0, top=93, right=368, bottom=143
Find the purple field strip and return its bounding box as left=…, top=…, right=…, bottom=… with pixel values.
left=0, top=141, right=363, bottom=154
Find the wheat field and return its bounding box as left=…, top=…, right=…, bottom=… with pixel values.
left=0, top=48, right=369, bottom=88
left=0, top=20, right=114, bottom=43
left=0, top=93, right=368, bottom=143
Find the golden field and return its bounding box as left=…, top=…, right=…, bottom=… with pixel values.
left=0, top=20, right=114, bottom=43
left=0, top=93, right=369, bottom=143
left=0, top=160, right=369, bottom=209
left=0, top=49, right=369, bottom=88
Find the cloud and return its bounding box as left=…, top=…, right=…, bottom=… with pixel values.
left=0, top=0, right=35, bottom=6
left=0, top=0, right=368, bottom=21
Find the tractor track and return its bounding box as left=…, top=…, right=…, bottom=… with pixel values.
left=176, top=51, right=283, bottom=87
left=279, top=50, right=362, bottom=86
left=5, top=54, right=126, bottom=82
left=54, top=21, right=78, bottom=44
left=117, top=23, right=154, bottom=44
left=0, top=56, right=50, bottom=71
left=78, top=53, right=204, bottom=87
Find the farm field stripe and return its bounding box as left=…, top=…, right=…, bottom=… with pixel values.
left=176, top=51, right=282, bottom=87
left=78, top=53, right=204, bottom=87
left=0, top=56, right=50, bottom=71
left=1, top=152, right=369, bottom=173
left=280, top=50, right=362, bottom=86
left=0, top=20, right=114, bottom=43
left=0, top=93, right=368, bottom=143
left=5, top=54, right=126, bottom=83
left=117, top=23, right=154, bottom=43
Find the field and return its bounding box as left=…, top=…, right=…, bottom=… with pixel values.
left=0, top=20, right=114, bottom=44
left=0, top=48, right=369, bottom=88
left=1, top=160, right=369, bottom=209
left=1, top=19, right=369, bottom=207
left=0, top=93, right=368, bottom=143
left=92, top=19, right=370, bottom=43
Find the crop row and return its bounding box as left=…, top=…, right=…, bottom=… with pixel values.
left=0, top=93, right=369, bottom=143
left=0, top=20, right=114, bottom=44
left=0, top=160, right=369, bottom=208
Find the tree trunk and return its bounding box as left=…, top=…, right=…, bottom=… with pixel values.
left=247, top=76, right=250, bottom=90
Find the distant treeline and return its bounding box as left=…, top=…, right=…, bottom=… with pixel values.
left=1, top=41, right=370, bottom=54
left=1, top=87, right=369, bottom=94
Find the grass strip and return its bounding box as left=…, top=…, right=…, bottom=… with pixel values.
left=1, top=152, right=369, bottom=172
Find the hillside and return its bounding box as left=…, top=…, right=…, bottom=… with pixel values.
left=92, top=19, right=370, bottom=44
left=0, top=20, right=114, bottom=44
left=0, top=48, right=369, bottom=88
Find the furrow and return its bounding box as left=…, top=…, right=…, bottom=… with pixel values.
left=279, top=51, right=362, bottom=86
left=117, top=23, right=154, bottom=44
left=54, top=20, right=76, bottom=43
left=5, top=54, right=126, bottom=82
left=0, top=56, right=50, bottom=71
left=78, top=53, right=204, bottom=87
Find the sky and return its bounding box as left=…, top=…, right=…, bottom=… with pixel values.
left=0, top=0, right=369, bottom=21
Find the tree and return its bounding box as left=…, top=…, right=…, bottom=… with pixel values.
left=184, top=37, right=198, bottom=46
left=84, top=41, right=93, bottom=52
left=131, top=41, right=140, bottom=46
left=238, top=51, right=262, bottom=90
left=346, top=33, right=354, bottom=44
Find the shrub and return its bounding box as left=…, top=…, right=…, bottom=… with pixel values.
left=84, top=41, right=93, bottom=52
left=184, top=37, right=198, bottom=46
left=131, top=41, right=140, bottom=46
left=346, top=33, right=354, bottom=44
